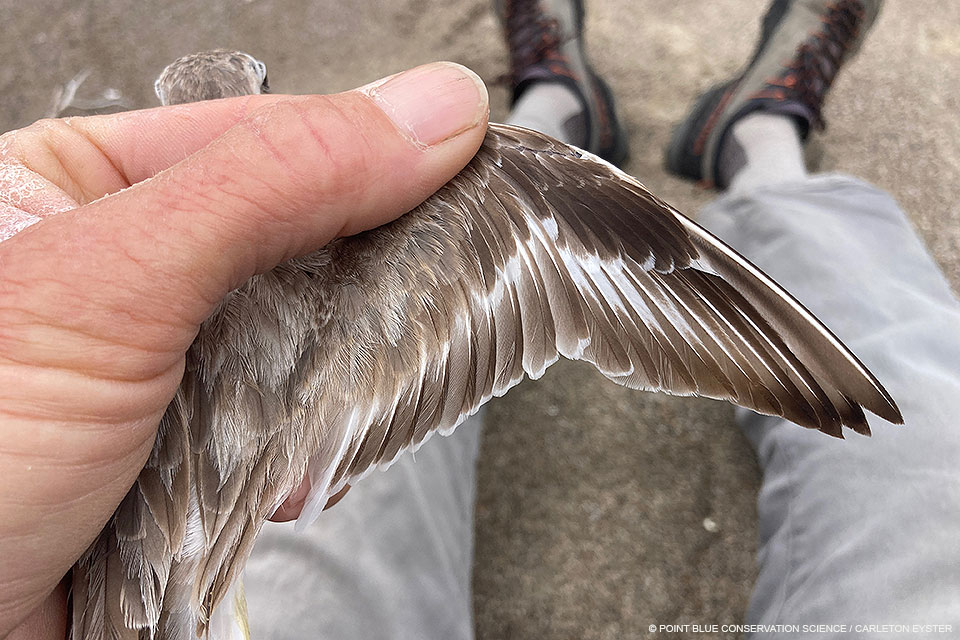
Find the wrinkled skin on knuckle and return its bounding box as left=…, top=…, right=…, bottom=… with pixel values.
left=245, top=94, right=397, bottom=220
left=290, top=94, right=382, bottom=206
left=7, top=117, right=126, bottom=204
left=5, top=119, right=76, bottom=197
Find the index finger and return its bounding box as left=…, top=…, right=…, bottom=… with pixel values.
left=2, top=93, right=292, bottom=206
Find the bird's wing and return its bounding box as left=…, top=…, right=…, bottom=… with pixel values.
left=296, top=123, right=902, bottom=524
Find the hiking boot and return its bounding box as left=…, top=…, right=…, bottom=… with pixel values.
left=497, top=0, right=630, bottom=166
left=666, top=0, right=882, bottom=187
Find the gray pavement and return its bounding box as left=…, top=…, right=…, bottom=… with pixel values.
left=2, top=1, right=957, bottom=638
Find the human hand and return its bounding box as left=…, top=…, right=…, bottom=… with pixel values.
left=0, top=61, right=488, bottom=640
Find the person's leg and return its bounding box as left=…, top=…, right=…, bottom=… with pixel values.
left=507, top=81, right=587, bottom=147
left=667, top=0, right=960, bottom=633
left=245, top=414, right=484, bottom=640
left=701, top=176, right=960, bottom=630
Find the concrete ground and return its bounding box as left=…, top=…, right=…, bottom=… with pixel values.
left=2, top=1, right=957, bottom=637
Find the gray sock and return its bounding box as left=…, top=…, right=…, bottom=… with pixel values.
left=718, top=112, right=807, bottom=193
left=506, top=81, right=588, bottom=148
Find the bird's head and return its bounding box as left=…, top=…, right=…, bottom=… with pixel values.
left=154, top=49, right=269, bottom=106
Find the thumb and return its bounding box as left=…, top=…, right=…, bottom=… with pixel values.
left=0, top=61, right=489, bottom=379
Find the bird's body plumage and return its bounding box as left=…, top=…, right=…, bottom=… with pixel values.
left=70, top=51, right=901, bottom=640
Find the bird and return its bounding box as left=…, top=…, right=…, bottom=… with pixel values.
left=70, top=49, right=902, bottom=640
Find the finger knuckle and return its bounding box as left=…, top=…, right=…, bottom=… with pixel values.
left=241, top=95, right=379, bottom=209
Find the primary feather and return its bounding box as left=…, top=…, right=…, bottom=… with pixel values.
left=70, top=51, right=902, bottom=640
